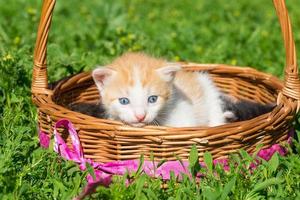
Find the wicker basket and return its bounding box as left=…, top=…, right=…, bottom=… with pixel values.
left=32, top=0, right=300, bottom=163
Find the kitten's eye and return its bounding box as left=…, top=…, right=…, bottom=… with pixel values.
left=148, top=95, right=158, bottom=103
left=119, top=97, right=130, bottom=105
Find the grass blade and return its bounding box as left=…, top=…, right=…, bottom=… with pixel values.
left=268, top=152, right=279, bottom=173
left=250, top=178, right=283, bottom=194
left=189, top=145, right=201, bottom=177
left=204, top=151, right=213, bottom=174
left=219, top=176, right=236, bottom=200
left=86, top=162, right=96, bottom=181
left=135, top=154, right=144, bottom=177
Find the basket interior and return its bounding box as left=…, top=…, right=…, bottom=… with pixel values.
left=53, top=67, right=280, bottom=109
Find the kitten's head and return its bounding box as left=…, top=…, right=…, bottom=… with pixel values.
left=92, top=53, right=181, bottom=127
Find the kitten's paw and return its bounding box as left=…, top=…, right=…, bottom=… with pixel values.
left=223, top=111, right=237, bottom=122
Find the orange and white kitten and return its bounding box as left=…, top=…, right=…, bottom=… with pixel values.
left=92, top=53, right=227, bottom=127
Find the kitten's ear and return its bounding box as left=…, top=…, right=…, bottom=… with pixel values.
left=92, top=67, right=116, bottom=91
left=156, top=63, right=181, bottom=82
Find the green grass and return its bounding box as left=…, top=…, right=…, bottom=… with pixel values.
left=1, top=0, right=300, bottom=199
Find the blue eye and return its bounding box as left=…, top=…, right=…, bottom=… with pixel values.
left=148, top=95, right=158, bottom=103
left=119, top=97, right=130, bottom=105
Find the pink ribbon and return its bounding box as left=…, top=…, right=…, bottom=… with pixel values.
left=38, top=119, right=292, bottom=199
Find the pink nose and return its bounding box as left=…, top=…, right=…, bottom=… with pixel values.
left=135, top=114, right=146, bottom=122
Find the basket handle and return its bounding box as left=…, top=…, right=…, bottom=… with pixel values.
left=32, top=0, right=56, bottom=95
left=32, top=0, right=299, bottom=103
left=273, top=0, right=300, bottom=106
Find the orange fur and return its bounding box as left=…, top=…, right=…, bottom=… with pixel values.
left=102, top=53, right=172, bottom=104
left=174, top=71, right=203, bottom=103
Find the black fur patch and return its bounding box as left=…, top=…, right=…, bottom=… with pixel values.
left=49, top=77, right=107, bottom=118
left=221, top=95, right=276, bottom=122
left=68, top=103, right=106, bottom=118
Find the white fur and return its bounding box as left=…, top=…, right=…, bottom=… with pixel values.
left=160, top=96, right=198, bottom=127
left=156, top=73, right=226, bottom=127
left=194, top=73, right=226, bottom=126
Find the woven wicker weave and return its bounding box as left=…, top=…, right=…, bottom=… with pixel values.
left=32, top=0, right=299, bottom=163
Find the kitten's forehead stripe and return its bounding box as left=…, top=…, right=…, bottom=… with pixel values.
left=132, top=65, right=142, bottom=87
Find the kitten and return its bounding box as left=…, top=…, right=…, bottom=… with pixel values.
left=92, top=52, right=228, bottom=127
left=50, top=56, right=275, bottom=126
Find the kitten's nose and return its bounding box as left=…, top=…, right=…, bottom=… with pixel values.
left=135, top=114, right=146, bottom=122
